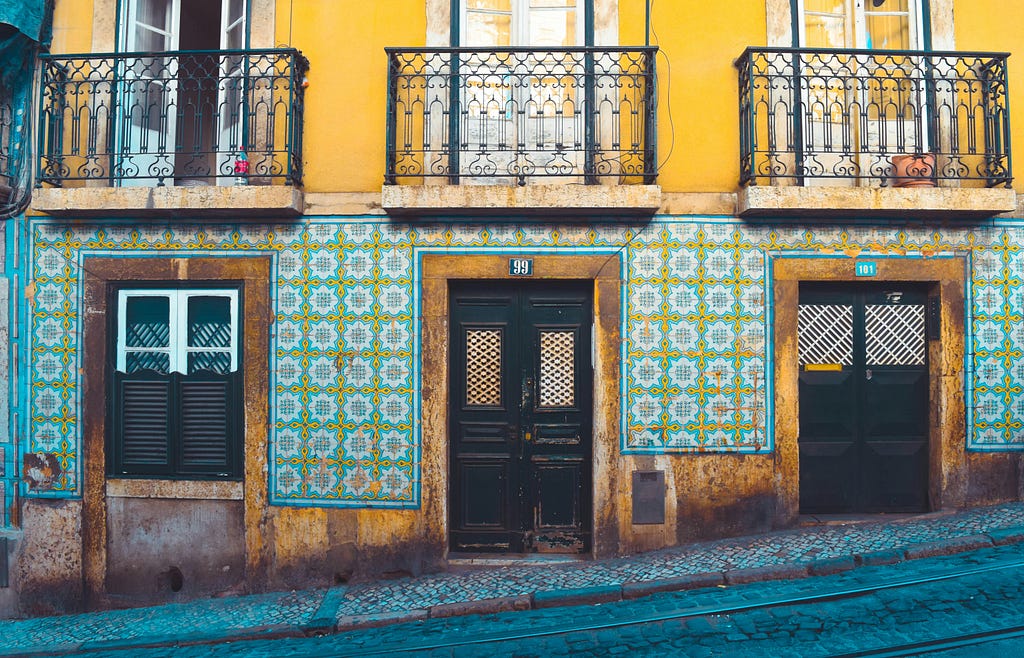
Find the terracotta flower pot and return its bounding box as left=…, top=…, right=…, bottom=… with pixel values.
left=892, top=153, right=936, bottom=188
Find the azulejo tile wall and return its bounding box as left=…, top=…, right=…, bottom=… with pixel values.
left=24, top=218, right=1024, bottom=504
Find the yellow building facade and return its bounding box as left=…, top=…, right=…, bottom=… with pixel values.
left=4, top=0, right=1024, bottom=614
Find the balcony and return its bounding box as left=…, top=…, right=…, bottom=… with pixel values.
left=33, top=48, right=309, bottom=218
left=383, top=47, right=661, bottom=217
left=736, top=47, right=1016, bottom=219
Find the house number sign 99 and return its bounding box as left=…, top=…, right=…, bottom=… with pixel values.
left=509, top=258, right=534, bottom=276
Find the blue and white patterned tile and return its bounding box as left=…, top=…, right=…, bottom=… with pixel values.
left=340, top=392, right=375, bottom=425
left=341, top=250, right=375, bottom=280
left=378, top=356, right=413, bottom=390
left=377, top=318, right=413, bottom=354
left=377, top=284, right=412, bottom=316
left=378, top=247, right=413, bottom=280
left=377, top=428, right=414, bottom=462
left=338, top=355, right=373, bottom=389
left=378, top=392, right=412, bottom=425
left=340, top=319, right=375, bottom=353
left=341, top=427, right=376, bottom=461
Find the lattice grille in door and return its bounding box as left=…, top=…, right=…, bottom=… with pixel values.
left=798, top=304, right=854, bottom=366
left=466, top=329, right=502, bottom=406
left=539, top=330, right=575, bottom=407
left=865, top=304, right=925, bottom=365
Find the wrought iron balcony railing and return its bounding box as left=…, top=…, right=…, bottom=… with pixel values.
left=38, top=48, right=309, bottom=187
left=736, top=47, right=1011, bottom=187
left=385, top=47, right=658, bottom=185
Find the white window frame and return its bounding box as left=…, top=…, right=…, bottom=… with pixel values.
left=460, top=0, right=585, bottom=47
left=796, top=0, right=924, bottom=50
left=116, top=289, right=239, bottom=375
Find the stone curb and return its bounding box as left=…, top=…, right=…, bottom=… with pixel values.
left=807, top=555, right=857, bottom=576
left=622, top=572, right=726, bottom=600
left=532, top=584, right=622, bottom=609
left=902, top=534, right=994, bottom=560
left=725, top=563, right=809, bottom=585
left=429, top=594, right=531, bottom=619
left=986, top=527, right=1024, bottom=546
left=855, top=548, right=905, bottom=567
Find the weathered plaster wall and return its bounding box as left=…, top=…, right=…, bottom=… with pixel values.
left=15, top=500, right=83, bottom=615
left=105, top=497, right=245, bottom=599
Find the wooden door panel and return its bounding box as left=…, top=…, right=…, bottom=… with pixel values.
left=798, top=283, right=928, bottom=513
left=457, top=459, right=510, bottom=529
left=450, top=281, right=592, bottom=553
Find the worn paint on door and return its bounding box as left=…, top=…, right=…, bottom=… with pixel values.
left=449, top=280, right=593, bottom=553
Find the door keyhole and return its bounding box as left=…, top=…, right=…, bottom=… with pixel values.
left=522, top=377, right=534, bottom=411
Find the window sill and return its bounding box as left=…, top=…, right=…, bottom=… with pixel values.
left=738, top=185, right=1017, bottom=220
left=31, top=185, right=304, bottom=219
left=382, top=184, right=662, bottom=218
left=105, top=478, right=243, bottom=501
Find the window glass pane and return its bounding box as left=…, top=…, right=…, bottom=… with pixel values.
left=468, top=0, right=511, bottom=9
left=804, top=14, right=847, bottom=48
left=133, top=0, right=173, bottom=50
left=188, top=295, right=232, bottom=348
left=189, top=352, right=232, bottom=375
left=869, top=0, right=908, bottom=11
left=866, top=14, right=910, bottom=49
left=529, top=4, right=576, bottom=47
left=126, top=296, right=170, bottom=348
left=465, top=9, right=511, bottom=46
left=804, top=0, right=845, bottom=13
left=126, top=351, right=170, bottom=374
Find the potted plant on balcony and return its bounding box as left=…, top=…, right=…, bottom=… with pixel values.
left=891, top=152, right=937, bottom=188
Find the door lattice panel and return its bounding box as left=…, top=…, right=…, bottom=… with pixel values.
left=865, top=304, right=925, bottom=366
left=798, top=304, right=854, bottom=366
left=539, top=331, right=575, bottom=407
left=465, top=329, right=502, bottom=406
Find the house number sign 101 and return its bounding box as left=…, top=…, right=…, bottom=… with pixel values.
left=855, top=261, right=877, bottom=277
left=509, top=258, right=534, bottom=276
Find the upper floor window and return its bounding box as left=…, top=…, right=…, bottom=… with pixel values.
left=121, top=0, right=247, bottom=52
left=461, top=0, right=583, bottom=47
left=798, top=0, right=923, bottom=50
left=109, top=288, right=242, bottom=479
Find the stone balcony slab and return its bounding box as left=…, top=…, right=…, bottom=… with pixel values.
left=739, top=185, right=1017, bottom=220
left=382, top=184, right=662, bottom=218
left=31, top=185, right=304, bottom=218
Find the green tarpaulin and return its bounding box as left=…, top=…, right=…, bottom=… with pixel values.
left=0, top=0, right=51, bottom=44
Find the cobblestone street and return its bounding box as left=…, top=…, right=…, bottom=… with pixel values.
left=4, top=503, right=1024, bottom=656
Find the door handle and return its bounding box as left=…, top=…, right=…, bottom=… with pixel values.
left=866, top=368, right=872, bottom=380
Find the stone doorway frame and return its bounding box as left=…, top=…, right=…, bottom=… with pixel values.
left=771, top=255, right=968, bottom=522
left=420, top=253, right=622, bottom=557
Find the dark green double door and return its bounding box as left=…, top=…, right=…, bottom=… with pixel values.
left=449, top=281, right=592, bottom=553
left=798, top=283, right=929, bottom=513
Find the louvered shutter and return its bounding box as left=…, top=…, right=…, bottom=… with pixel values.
left=117, top=376, right=172, bottom=472
left=179, top=377, right=233, bottom=473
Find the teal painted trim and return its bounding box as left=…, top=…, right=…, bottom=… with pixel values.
left=9, top=216, right=29, bottom=514
left=450, top=0, right=458, bottom=45
left=921, top=0, right=932, bottom=51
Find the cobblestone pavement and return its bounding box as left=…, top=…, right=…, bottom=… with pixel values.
left=4, top=503, right=1024, bottom=656
left=55, top=539, right=1024, bottom=657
